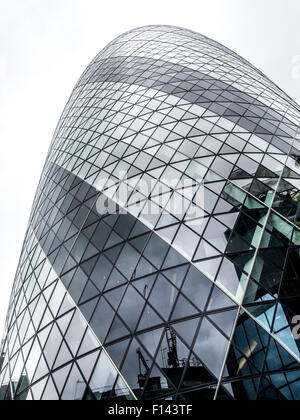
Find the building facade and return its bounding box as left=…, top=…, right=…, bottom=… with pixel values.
left=1, top=25, right=300, bottom=400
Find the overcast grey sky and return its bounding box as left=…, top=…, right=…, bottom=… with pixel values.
left=0, top=0, right=300, bottom=337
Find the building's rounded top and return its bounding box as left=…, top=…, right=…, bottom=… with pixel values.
left=76, top=24, right=300, bottom=115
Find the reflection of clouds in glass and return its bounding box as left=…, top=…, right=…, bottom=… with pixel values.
left=216, top=258, right=242, bottom=298
left=181, top=266, right=212, bottom=311
left=89, top=351, right=118, bottom=394
left=208, top=309, right=238, bottom=338
left=193, top=318, right=228, bottom=378
left=117, top=286, right=145, bottom=331
left=149, top=274, right=178, bottom=321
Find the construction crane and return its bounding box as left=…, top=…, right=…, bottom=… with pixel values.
left=136, top=348, right=162, bottom=392
left=166, top=327, right=180, bottom=368
left=137, top=349, right=150, bottom=388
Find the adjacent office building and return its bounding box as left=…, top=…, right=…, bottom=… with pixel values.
left=1, top=25, right=300, bottom=400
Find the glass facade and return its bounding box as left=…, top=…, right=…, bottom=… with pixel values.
left=1, top=25, right=300, bottom=400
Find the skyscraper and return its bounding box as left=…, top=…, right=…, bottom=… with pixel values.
left=1, top=25, right=300, bottom=400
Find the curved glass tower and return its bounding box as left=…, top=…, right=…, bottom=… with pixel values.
left=1, top=25, right=300, bottom=401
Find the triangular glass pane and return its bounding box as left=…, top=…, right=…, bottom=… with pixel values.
left=194, top=239, right=221, bottom=260
left=106, top=315, right=131, bottom=343
left=31, top=355, right=49, bottom=383
left=53, top=341, right=73, bottom=369
left=56, top=310, right=74, bottom=335
left=103, top=286, right=126, bottom=311
left=208, top=309, right=238, bottom=338
left=64, top=311, right=86, bottom=356
left=148, top=275, right=179, bottom=321
left=105, top=339, right=131, bottom=370
left=156, top=225, right=179, bottom=243
left=77, top=352, right=99, bottom=383
left=90, top=297, right=115, bottom=343
left=61, top=363, right=86, bottom=400
left=30, top=377, right=48, bottom=400
left=137, top=305, right=164, bottom=331
left=77, top=328, right=99, bottom=357
left=78, top=296, right=99, bottom=324
left=79, top=280, right=100, bottom=304
left=132, top=274, right=157, bottom=298
left=195, top=257, right=222, bottom=282
left=192, top=318, right=228, bottom=379
left=52, top=364, right=72, bottom=394
left=207, top=286, right=237, bottom=311
left=117, top=286, right=146, bottom=331
left=171, top=295, right=200, bottom=321
left=181, top=265, right=213, bottom=311
left=172, top=318, right=200, bottom=348
left=162, top=265, right=188, bottom=289
left=42, top=377, right=59, bottom=400
left=137, top=329, right=164, bottom=359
